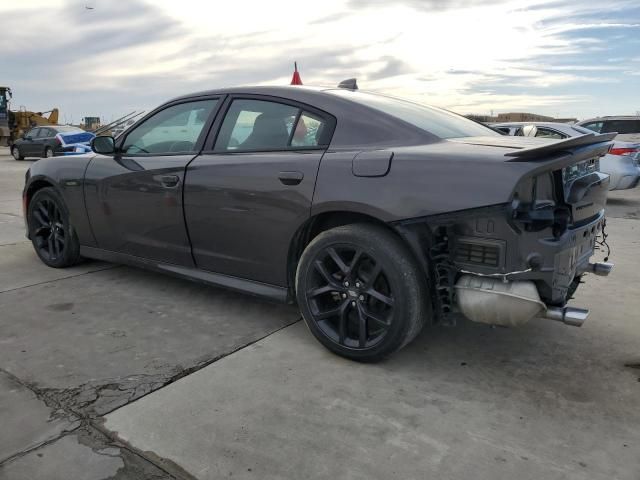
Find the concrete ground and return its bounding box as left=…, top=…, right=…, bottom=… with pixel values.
left=1, top=147, right=639, bottom=479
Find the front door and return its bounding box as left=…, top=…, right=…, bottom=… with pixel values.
left=84, top=98, right=220, bottom=266
left=185, top=97, right=335, bottom=285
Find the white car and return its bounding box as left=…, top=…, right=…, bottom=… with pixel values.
left=492, top=122, right=640, bottom=191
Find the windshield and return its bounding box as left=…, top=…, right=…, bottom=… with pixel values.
left=328, top=90, right=498, bottom=139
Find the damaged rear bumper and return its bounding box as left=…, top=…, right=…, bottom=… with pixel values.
left=395, top=206, right=612, bottom=328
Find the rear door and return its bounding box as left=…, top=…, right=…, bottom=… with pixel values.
left=184, top=96, right=335, bottom=285
left=84, top=97, right=221, bottom=266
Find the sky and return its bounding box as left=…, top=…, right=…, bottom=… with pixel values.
left=2, top=0, right=639, bottom=123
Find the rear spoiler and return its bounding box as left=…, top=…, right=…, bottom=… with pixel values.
left=505, top=132, right=616, bottom=160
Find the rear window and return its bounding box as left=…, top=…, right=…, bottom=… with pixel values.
left=601, top=120, right=640, bottom=135
left=328, top=90, right=498, bottom=139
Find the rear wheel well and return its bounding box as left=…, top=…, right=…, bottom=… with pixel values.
left=287, top=211, right=412, bottom=297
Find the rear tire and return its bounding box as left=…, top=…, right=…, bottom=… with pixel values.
left=296, top=223, right=430, bottom=362
left=11, top=146, right=24, bottom=160
left=43, top=147, right=54, bottom=158
left=27, top=187, right=82, bottom=268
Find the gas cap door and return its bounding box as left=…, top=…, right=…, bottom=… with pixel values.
left=352, top=150, right=393, bottom=177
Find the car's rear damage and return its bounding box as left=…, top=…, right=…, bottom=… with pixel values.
left=395, top=133, right=615, bottom=329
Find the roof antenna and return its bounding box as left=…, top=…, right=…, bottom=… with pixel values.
left=338, top=78, right=358, bottom=90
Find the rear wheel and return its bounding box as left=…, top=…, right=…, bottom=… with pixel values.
left=11, top=146, right=24, bottom=160
left=296, top=223, right=429, bottom=362
left=43, top=147, right=54, bottom=158
left=27, top=187, right=81, bottom=268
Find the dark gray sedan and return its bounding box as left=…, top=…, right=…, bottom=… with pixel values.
left=11, top=125, right=89, bottom=160
left=22, top=84, right=614, bottom=361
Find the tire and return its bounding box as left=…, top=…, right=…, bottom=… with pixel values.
left=296, top=223, right=430, bottom=362
left=43, top=147, right=54, bottom=158
left=27, top=187, right=82, bottom=268
left=11, top=146, right=24, bottom=160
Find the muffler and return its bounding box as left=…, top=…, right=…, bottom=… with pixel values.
left=455, top=275, right=589, bottom=328
left=543, top=306, right=589, bottom=327
left=588, top=262, right=614, bottom=277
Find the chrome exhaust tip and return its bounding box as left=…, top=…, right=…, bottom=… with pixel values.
left=544, top=306, right=590, bottom=327
left=589, top=262, right=614, bottom=277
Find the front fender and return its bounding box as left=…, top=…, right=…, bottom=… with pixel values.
left=24, top=154, right=97, bottom=246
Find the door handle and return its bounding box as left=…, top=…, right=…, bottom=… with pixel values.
left=159, top=175, right=180, bottom=188
left=278, top=171, right=304, bottom=186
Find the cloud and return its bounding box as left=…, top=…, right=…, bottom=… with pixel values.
left=1, top=0, right=639, bottom=121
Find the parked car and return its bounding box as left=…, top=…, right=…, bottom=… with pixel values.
left=11, top=125, right=93, bottom=160
left=578, top=116, right=640, bottom=143
left=23, top=84, right=614, bottom=361
left=492, top=122, right=640, bottom=191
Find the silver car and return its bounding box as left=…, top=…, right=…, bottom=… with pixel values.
left=577, top=116, right=640, bottom=143
left=492, top=122, right=640, bottom=191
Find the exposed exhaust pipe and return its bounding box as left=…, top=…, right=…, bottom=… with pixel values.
left=589, top=262, right=614, bottom=277
left=542, top=306, right=590, bottom=327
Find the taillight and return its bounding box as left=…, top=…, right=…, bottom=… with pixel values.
left=609, top=147, right=639, bottom=156
left=54, top=137, right=62, bottom=146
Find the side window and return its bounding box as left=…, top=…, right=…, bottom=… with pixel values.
left=215, top=99, right=299, bottom=151
left=602, top=120, right=640, bottom=135
left=581, top=121, right=603, bottom=133
left=27, top=128, right=40, bottom=138
left=122, top=99, right=217, bottom=155
left=291, top=112, right=326, bottom=147
left=535, top=128, right=565, bottom=139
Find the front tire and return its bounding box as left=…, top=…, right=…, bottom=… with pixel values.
left=11, top=146, right=24, bottom=160
left=296, top=223, right=430, bottom=362
left=27, top=187, right=81, bottom=268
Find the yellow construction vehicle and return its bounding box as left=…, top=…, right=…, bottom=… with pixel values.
left=0, top=87, right=60, bottom=146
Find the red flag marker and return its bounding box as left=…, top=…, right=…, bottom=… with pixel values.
left=290, top=62, right=303, bottom=85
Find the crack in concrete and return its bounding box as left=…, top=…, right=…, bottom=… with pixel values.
left=0, top=264, right=120, bottom=294
left=1, top=320, right=300, bottom=478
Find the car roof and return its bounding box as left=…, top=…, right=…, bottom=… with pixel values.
left=150, top=85, right=444, bottom=149
left=578, top=116, right=640, bottom=123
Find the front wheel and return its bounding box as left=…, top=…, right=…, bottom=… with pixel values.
left=295, top=223, right=430, bottom=362
left=11, top=146, right=24, bottom=160
left=27, top=187, right=81, bottom=268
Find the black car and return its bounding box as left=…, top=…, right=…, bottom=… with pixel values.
left=22, top=84, right=614, bottom=361
left=11, top=125, right=87, bottom=160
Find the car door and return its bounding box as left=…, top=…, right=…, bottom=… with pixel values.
left=22, top=128, right=41, bottom=155
left=83, top=97, right=221, bottom=266
left=184, top=96, right=336, bottom=285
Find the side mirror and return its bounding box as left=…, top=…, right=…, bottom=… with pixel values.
left=91, top=136, right=116, bottom=155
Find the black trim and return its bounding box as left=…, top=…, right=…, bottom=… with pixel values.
left=79, top=246, right=289, bottom=302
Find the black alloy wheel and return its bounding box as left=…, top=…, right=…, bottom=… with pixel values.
left=296, top=223, right=429, bottom=362
left=306, top=245, right=394, bottom=349
left=28, top=187, right=81, bottom=268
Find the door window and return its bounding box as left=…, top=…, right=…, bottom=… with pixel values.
left=37, top=128, right=51, bottom=138
left=602, top=120, right=640, bottom=135
left=26, top=128, right=40, bottom=139
left=214, top=99, right=330, bottom=151
left=121, top=99, right=218, bottom=155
